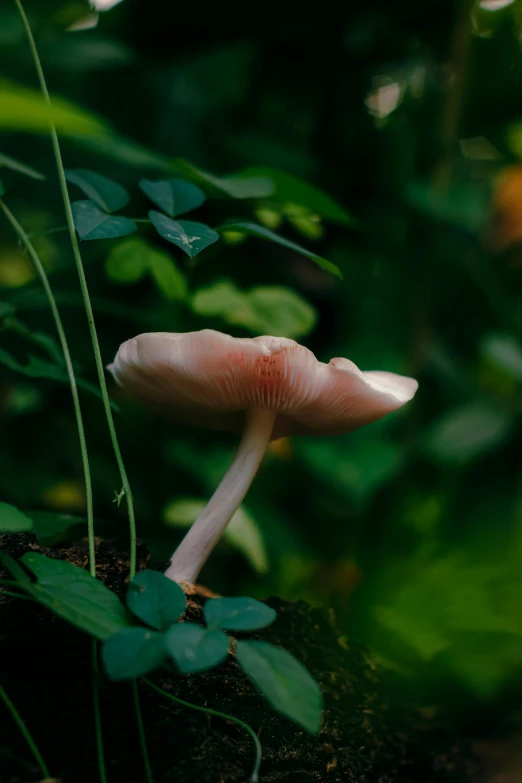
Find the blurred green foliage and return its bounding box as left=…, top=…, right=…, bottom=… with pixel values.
left=1, top=0, right=522, bottom=722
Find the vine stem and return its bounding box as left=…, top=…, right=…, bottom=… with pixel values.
left=0, top=682, right=51, bottom=778
left=0, top=199, right=96, bottom=575
left=143, top=678, right=262, bottom=783
left=13, top=0, right=137, bottom=581
left=131, top=680, right=154, bottom=783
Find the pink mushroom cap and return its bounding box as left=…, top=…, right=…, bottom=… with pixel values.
left=108, top=330, right=418, bottom=440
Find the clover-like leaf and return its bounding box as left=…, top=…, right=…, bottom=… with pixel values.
left=236, top=640, right=323, bottom=733
left=149, top=211, right=219, bottom=257
left=127, top=570, right=186, bottom=630
left=102, top=627, right=166, bottom=680
left=140, top=178, right=206, bottom=218
left=20, top=553, right=133, bottom=640
left=204, top=597, right=276, bottom=632
left=166, top=622, right=229, bottom=674
left=72, top=200, right=136, bottom=240
left=0, top=502, right=33, bottom=533
left=216, top=220, right=342, bottom=279
left=66, top=169, right=129, bottom=212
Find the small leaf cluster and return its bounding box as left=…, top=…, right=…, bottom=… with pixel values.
left=104, top=570, right=322, bottom=733
left=64, top=167, right=341, bottom=278
left=0, top=555, right=322, bottom=734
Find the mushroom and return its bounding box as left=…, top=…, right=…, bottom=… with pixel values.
left=109, top=330, right=418, bottom=585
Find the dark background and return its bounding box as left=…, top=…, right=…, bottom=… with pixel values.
left=1, top=0, right=522, bottom=730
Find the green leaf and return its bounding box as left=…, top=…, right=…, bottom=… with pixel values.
left=406, top=181, right=488, bottom=232
left=216, top=220, right=342, bottom=279
left=204, top=597, right=276, bottom=632
left=0, top=347, right=117, bottom=407
left=0, top=301, right=15, bottom=318
left=0, top=79, right=109, bottom=138
left=0, top=553, right=32, bottom=587
left=191, top=281, right=316, bottom=339
left=481, top=334, right=522, bottom=382
left=72, top=200, right=136, bottom=240
left=425, top=403, right=513, bottom=463
left=172, top=159, right=274, bottom=199
left=149, top=250, right=188, bottom=301
left=0, top=502, right=33, bottom=532
left=106, top=237, right=187, bottom=301
left=29, top=511, right=84, bottom=545
left=65, top=169, right=129, bottom=212
left=236, top=641, right=322, bottom=733
left=21, top=552, right=133, bottom=641
left=140, top=178, right=206, bottom=217
left=127, top=570, right=186, bottom=630
left=106, top=237, right=149, bottom=282
left=166, top=623, right=229, bottom=674
left=0, top=152, right=45, bottom=181
left=102, top=627, right=166, bottom=680
left=149, top=211, right=219, bottom=257
left=242, top=166, right=355, bottom=226
left=163, top=497, right=268, bottom=574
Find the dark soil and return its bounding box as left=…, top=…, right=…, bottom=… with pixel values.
left=0, top=534, right=475, bottom=783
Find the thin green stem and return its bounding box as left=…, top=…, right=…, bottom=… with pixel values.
left=0, top=590, right=34, bottom=601
left=131, top=680, right=154, bottom=783
left=0, top=199, right=96, bottom=576
left=14, top=0, right=137, bottom=580
left=0, top=682, right=51, bottom=778
left=27, top=218, right=151, bottom=239
left=143, top=678, right=262, bottom=783
left=91, top=641, right=108, bottom=783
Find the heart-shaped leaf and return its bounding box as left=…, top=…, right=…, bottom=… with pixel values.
left=149, top=211, right=219, bottom=257
left=166, top=623, right=229, bottom=674
left=102, top=627, right=166, bottom=680
left=66, top=169, right=129, bottom=212
left=20, top=553, right=133, bottom=641
left=236, top=640, right=323, bottom=733
left=204, top=597, right=276, bottom=632
left=127, top=570, right=186, bottom=631
left=0, top=502, right=33, bottom=533
left=72, top=200, right=136, bottom=240
left=216, top=220, right=342, bottom=279
left=140, top=178, right=206, bottom=218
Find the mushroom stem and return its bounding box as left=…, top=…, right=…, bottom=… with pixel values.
left=165, top=407, right=276, bottom=584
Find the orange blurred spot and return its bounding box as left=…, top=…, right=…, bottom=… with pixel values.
left=489, top=165, right=522, bottom=251
left=266, top=437, right=293, bottom=459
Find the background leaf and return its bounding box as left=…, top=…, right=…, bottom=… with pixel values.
left=166, top=623, right=229, bottom=673
left=127, top=570, right=186, bottom=630
left=236, top=640, right=323, bottom=733
left=425, top=403, right=513, bottom=463
left=204, top=597, right=276, bottom=631
left=216, top=220, right=342, bottom=278
left=66, top=169, right=129, bottom=212
left=0, top=501, right=33, bottom=532
left=163, top=497, right=268, bottom=573
left=140, top=178, right=206, bottom=217
left=72, top=200, right=136, bottom=240
left=106, top=237, right=187, bottom=300
left=191, top=281, right=316, bottom=339
left=241, top=166, right=354, bottom=225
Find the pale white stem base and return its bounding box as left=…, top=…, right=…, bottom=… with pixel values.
left=165, top=407, right=276, bottom=584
